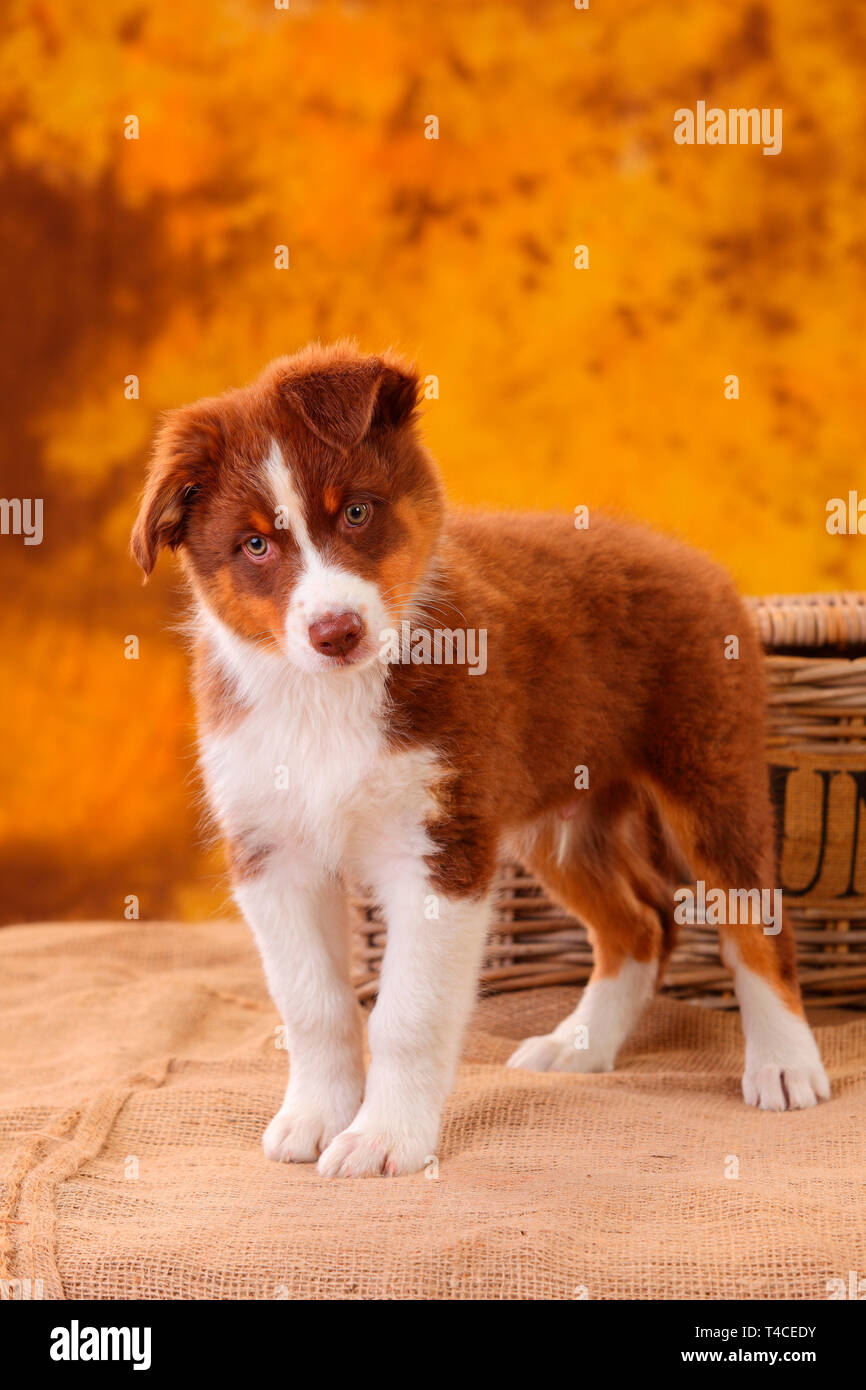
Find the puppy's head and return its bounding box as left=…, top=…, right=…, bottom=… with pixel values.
left=131, top=343, right=444, bottom=673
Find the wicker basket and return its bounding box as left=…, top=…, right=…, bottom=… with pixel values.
left=351, top=593, right=866, bottom=1008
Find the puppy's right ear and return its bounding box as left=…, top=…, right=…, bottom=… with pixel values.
left=131, top=405, right=223, bottom=578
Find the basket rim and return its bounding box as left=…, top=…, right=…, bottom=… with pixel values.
left=746, top=592, right=866, bottom=652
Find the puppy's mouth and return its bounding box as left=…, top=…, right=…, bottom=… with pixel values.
left=315, top=643, right=373, bottom=670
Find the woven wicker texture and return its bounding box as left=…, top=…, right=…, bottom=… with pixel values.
left=1, top=921, right=864, bottom=1300
left=353, top=593, right=866, bottom=1007
left=748, top=592, right=866, bottom=651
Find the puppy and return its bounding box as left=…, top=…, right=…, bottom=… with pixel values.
left=131, top=341, right=829, bottom=1177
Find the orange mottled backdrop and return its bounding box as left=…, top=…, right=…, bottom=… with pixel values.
left=0, top=0, right=863, bottom=924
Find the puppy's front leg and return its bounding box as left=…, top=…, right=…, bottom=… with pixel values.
left=234, top=854, right=365, bottom=1163
left=318, top=862, right=491, bottom=1178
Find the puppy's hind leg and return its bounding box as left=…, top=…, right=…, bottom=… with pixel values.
left=507, top=797, right=676, bottom=1075
left=658, top=779, right=830, bottom=1111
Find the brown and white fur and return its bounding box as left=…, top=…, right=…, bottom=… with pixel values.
left=131, top=342, right=830, bottom=1177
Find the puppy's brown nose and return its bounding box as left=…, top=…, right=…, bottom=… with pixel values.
left=308, top=611, right=364, bottom=657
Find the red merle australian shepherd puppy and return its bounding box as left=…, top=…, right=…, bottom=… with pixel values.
left=131, top=342, right=829, bottom=1177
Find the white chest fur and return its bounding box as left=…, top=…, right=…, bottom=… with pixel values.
left=196, top=610, right=439, bottom=880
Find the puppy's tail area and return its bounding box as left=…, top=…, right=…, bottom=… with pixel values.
left=630, top=785, right=693, bottom=967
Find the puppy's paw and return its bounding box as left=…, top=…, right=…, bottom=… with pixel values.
left=742, top=1060, right=831, bottom=1111
left=317, top=1124, right=435, bottom=1178
left=506, top=1033, right=615, bottom=1075
left=263, top=1094, right=360, bottom=1164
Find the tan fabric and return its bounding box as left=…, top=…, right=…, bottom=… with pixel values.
left=1, top=921, right=864, bottom=1301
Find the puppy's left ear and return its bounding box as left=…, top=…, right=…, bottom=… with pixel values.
left=131, top=404, right=223, bottom=578
left=279, top=355, right=420, bottom=449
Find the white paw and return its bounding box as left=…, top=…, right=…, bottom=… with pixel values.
left=742, top=1060, right=831, bottom=1111
left=726, top=948, right=832, bottom=1112
left=263, top=1094, right=360, bottom=1163
left=317, top=1124, right=435, bottom=1178
left=506, top=1033, right=615, bottom=1075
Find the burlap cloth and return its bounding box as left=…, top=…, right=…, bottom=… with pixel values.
left=1, top=921, right=864, bottom=1301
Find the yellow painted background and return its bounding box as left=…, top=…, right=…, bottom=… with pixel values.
left=0, top=0, right=863, bottom=923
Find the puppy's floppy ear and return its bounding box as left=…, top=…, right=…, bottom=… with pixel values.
left=131, top=404, right=223, bottom=578
left=372, top=360, right=422, bottom=432
left=279, top=355, right=420, bottom=449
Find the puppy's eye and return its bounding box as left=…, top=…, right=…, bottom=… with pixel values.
left=243, top=535, right=270, bottom=559
left=344, top=502, right=370, bottom=528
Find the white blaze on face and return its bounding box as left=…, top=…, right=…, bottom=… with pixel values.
left=263, top=438, right=388, bottom=672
